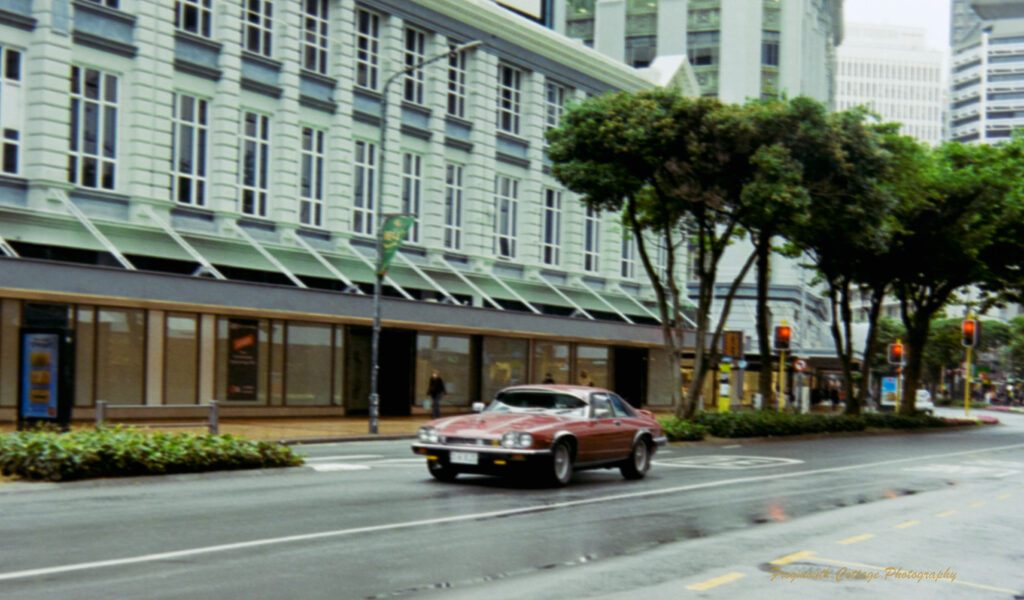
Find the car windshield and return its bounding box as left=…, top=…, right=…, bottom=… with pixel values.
left=486, top=391, right=588, bottom=416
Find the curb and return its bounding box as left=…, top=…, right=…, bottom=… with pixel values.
left=282, top=434, right=417, bottom=445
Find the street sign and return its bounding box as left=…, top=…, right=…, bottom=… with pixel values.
left=723, top=331, right=743, bottom=358
left=793, top=358, right=807, bottom=373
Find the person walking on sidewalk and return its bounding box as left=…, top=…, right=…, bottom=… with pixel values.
left=427, top=370, right=446, bottom=420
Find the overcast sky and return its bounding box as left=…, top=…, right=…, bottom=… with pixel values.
left=844, top=0, right=953, bottom=51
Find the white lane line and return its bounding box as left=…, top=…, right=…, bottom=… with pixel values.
left=304, top=455, right=383, bottom=462
left=3, top=441, right=1023, bottom=582
left=309, top=464, right=371, bottom=472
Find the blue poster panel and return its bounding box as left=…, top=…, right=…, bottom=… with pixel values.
left=21, top=332, right=60, bottom=419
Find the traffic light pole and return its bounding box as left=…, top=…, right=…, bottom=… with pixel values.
left=964, top=344, right=972, bottom=418
left=779, top=349, right=786, bottom=411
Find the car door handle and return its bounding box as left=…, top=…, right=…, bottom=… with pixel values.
left=614, top=420, right=622, bottom=426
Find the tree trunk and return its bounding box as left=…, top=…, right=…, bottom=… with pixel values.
left=853, top=286, right=887, bottom=415
left=755, top=234, right=774, bottom=408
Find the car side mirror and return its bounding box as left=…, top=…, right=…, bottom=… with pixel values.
left=472, top=402, right=485, bottom=413
left=594, top=408, right=611, bottom=419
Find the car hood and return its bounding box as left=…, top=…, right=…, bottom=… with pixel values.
left=433, top=412, right=573, bottom=437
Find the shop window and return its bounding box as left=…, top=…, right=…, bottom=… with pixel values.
left=416, top=334, right=471, bottom=408
left=481, top=337, right=528, bottom=402
left=533, top=341, right=569, bottom=384
left=95, top=307, right=145, bottom=405
left=164, top=313, right=199, bottom=405
left=285, top=321, right=333, bottom=406
left=575, top=345, right=608, bottom=388
left=216, top=317, right=271, bottom=404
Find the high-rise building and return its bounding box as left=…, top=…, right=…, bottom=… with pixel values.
left=560, top=0, right=844, bottom=106
left=949, top=0, right=1024, bottom=143
left=836, top=23, right=945, bottom=145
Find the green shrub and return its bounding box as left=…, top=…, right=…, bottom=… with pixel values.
left=659, top=410, right=976, bottom=441
left=658, top=419, right=708, bottom=441
left=0, top=426, right=304, bottom=482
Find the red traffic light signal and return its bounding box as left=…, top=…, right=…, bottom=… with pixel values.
left=888, top=342, right=904, bottom=365
left=962, top=319, right=978, bottom=347
left=773, top=325, right=791, bottom=350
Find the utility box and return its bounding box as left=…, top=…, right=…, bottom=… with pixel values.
left=17, top=328, right=75, bottom=431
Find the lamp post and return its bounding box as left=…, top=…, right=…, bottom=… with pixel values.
left=368, top=40, right=482, bottom=434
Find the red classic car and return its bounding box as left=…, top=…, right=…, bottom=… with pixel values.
left=411, top=384, right=668, bottom=486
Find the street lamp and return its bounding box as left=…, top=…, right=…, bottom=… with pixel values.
left=368, top=40, right=483, bottom=434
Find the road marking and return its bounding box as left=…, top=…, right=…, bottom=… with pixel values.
left=837, top=534, right=875, bottom=545
left=893, top=520, right=919, bottom=529
left=935, top=510, right=957, bottom=517
left=686, top=572, right=745, bottom=590
left=807, top=556, right=1023, bottom=595
left=997, top=494, right=1011, bottom=500
left=4, top=441, right=1024, bottom=582
left=654, top=455, right=804, bottom=470
left=969, top=502, right=986, bottom=508
left=770, top=550, right=816, bottom=565
left=304, top=455, right=383, bottom=462
left=309, top=464, right=371, bottom=472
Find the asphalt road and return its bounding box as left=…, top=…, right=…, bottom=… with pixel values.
left=2, top=408, right=1022, bottom=600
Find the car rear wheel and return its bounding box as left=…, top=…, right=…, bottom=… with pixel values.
left=620, top=439, right=651, bottom=480
left=428, top=460, right=458, bottom=482
left=548, top=441, right=573, bottom=487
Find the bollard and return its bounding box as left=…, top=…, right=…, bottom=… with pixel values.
left=208, top=401, right=219, bottom=435
left=95, top=400, right=106, bottom=427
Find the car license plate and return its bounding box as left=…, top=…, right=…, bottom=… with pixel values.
left=450, top=451, right=478, bottom=465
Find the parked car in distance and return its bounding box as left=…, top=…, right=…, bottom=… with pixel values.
left=411, top=385, right=668, bottom=486
left=879, top=388, right=934, bottom=415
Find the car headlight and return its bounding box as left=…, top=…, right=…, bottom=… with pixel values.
left=418, top=427, right=439, bottom=444
left=501, top=431, right=533, bottom=448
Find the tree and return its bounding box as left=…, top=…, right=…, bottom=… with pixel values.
left=890, top=139, right=1024, bottom=414
left=546, top=89, right=757, bottom=418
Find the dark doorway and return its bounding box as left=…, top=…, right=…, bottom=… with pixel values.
left=346, top=327, right=416, bottom=416
left=612, top=347, right=648, bottom=408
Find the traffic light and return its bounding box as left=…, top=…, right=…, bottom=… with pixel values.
left=962, top=318, right=978, bottom=347
left=773, top=325, right=791, bottom=350
left=888, top=341, right=904, bottom=365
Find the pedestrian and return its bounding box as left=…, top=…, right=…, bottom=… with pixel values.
left=542, top=372, right=555, bottom=384
left=426, top=370, right=446, bottom=420
left=578, top=369, right=592, bottom=386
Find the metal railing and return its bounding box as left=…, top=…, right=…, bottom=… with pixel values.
left=94, top=401, right=219, bottom=435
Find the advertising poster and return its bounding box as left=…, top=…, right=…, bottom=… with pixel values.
left=21, top=332, right=59, bottom=419
left=227, top=319, right=259, bottom=401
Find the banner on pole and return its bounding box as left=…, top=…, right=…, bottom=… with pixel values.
left=378, top=215, right=415, bottom=276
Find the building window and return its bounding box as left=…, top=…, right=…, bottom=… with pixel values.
left=494, top=175, right=519, bottom=259
left=621, top=236, right=636, bottom=279
left=762, top=31, right=780, bottom=66
left=401, top=153, right=422, bottom=243
left=85, top=0, right=119, bottom=7
left=545, top=82, right=567, bottom=138
left=542, top=189, right=562, bottom=266
left=1, top=47, right=22, bottom=175
left=625, top=35, right=657, bottom=68
left=68, top=66, right=118, bottom=190
left=497, top=64, right=522, bottom=135
left=171, top=93, right=208, bottom=206
left=175, top=0, right=212, bottom=38
left=302, top=0, right=329, bottom=75
left=687, top=31, right=720, bottom=66
left=447, top=43, right=468, bottom=118
left=352, top=140, right=376, bottom=235
left=444, top=164, right=463, bottom=250
left=164, top=312, right=199, bottom=405
left=300, top=126, right=325, bottom=227
left=242, top=0, right=273, bottom=57
left=239, top=111, right=270, bottom=217
left=403, top=27, right=426, bottom=105
left=355, top=9, right=380, bottom=91
left=584, top=207, right=600, bottom=272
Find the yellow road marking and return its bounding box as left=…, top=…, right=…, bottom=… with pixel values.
left=686, top=572, right=746, bottom=591
left=997, top=494, right=1011, bottom=500
left=893, top=520, right=919, bottom=529
left=935, top=510, right=956, bottom=517
left=838, top=534, right=876, bottom=545
left=770, top=550, right=816, bottom=565
left=969, top=502, right=986, bottom=508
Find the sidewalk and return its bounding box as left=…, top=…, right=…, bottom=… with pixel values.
left=0, top=416, right=430, bottom=445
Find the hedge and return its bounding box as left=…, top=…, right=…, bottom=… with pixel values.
left=0, top=426, right=305, bottom=482
left=658, top=411, right=992, bottom=442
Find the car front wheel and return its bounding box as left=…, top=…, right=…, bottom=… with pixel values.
left=548, top=441, right=573, bottom=487
left=428, top=460, right=458, bottom=482
left=620, top=439, right=651, bottom=480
